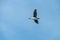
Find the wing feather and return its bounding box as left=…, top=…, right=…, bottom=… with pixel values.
left=33, top=9, right=37, bottom=17
left=34, top=20, right=39, bottom=24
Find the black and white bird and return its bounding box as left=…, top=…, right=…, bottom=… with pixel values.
left=29, top=9, right=40, bottom=24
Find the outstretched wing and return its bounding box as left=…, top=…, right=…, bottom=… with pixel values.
left=34, top=20, right=39, bottom=24
left=33, top=9, right=37, bottom=17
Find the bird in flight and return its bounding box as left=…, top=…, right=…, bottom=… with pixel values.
left=29, top=9, right=40, bottom=24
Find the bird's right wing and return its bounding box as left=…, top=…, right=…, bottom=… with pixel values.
left=33, top=9, right=37, bottom=17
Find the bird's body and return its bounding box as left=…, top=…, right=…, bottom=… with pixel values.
left=29, top=9, right=40, bottom=24
left=32, top=17, right=38, bottom=20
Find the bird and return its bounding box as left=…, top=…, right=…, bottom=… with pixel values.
left=29, top=9, right=40, bottom=24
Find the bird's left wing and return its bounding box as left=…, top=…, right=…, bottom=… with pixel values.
left=34, top=20, right=39, bottom=24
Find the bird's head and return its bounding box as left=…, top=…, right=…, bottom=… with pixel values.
left=28, top=18, right=31, bottom=19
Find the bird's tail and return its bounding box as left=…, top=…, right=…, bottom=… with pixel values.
left=37, top=18, right=40, bottom=19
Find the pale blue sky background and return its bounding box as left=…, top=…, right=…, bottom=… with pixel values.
left=0, top=0, right=60, bottom=40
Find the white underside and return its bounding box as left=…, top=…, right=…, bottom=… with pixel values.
left=32, top=17, right=38, bottom=20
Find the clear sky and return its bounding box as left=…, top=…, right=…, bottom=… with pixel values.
left=0, top=0, right=60, bottom=40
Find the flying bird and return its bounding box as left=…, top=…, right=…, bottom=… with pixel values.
left=29, top=9, right=40, bottom=24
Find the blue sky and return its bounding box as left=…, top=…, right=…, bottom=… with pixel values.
left=0, top=0, right=60, bottom=40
